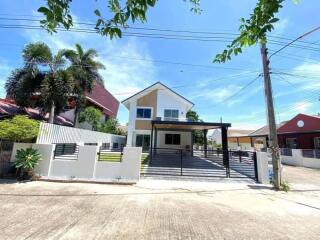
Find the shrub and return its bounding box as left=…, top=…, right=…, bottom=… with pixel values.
left=15, top=148, right=41, bottom=179
left=0, top=115, right=40, bottom=142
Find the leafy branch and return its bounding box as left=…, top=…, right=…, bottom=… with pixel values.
left=214, top=0, right=283, bottom=63
left=38, top=0, right=201, bottom=39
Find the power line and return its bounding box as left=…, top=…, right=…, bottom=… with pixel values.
left=269, top=26, right=320, bottom=59
left=1, top=22, right=320, bottom=52
left=2, top=16, right=320, bottom=47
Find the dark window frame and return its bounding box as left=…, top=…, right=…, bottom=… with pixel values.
left=165, top=134, right=181, bottom=145
left=136, top=107, right=152, bottom=119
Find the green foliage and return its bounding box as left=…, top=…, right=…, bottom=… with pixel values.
left=6, top=42, right=74, bottom=122
left=98, top=117, right=126, bottom=135
left=79, top=106, right=103, bottom=131
left=0, top=116, right=40, bottom=142
left=186, top=110, right=200, bottom=122
left=279, top=181, right=290, bottom=192
left=62, top=43, right=105, bottom=92
left=214, top=0, right=283, bottom=63
left=38, top=0, right=201, bottom=38
left=15, top=148, right=41, bottom=171
left=186, top=110, right=204, bottom=145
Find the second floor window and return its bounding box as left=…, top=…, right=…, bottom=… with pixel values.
left=164, top=109, right=179, bottom=120
left=136, top=108, right=152, bottom=119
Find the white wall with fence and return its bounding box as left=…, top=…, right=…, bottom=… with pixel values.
left=280, top=148, right=320, bottom=169
left=37, top=122, right=126, bottom=149
left=10, top=143, right=142, bottom=183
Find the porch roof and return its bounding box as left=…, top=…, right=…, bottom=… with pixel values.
left=152, top=120, right=231, bottom=131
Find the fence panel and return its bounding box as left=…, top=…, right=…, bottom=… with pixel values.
left=0, top=141, right=14, bottom=176
left=37, top=122, right=126, bottom=146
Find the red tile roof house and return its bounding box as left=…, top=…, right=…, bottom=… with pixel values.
left=277, top=114, right=320, bottom=149
left=0, top=81, right=119, bottom=129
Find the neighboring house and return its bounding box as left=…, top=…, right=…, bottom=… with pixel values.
left=122, top=82, right=231, bottom=152
left=210, top=129, right=253, bottom=150
left=1, top=81, right=119, bottom=128
left=231, top=113, right=320, bottom=150
left=277, top=113, right=320, bottom=149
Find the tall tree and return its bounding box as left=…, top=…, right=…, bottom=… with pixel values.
left=5, top=42, right=74, bottom=123
left=62, top=44, right=105, bottom=126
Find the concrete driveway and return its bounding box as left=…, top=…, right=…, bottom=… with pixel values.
left=0, top=167, right=320, bottom=240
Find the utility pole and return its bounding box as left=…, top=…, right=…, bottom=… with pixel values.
left=260, top=42, right=281, bottom=190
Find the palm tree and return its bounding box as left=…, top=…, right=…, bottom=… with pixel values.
left=5, top=42, right=74, bottom=123
left=62, top=44, right=105, bottom=126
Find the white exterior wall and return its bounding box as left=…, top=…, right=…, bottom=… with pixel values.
left=126, top=100, right=137, bottom=146
left=125, top=88, right=193, bottom=148
left=49, top=145, right=97, bottom=179
left=281, top=149, right=320, bottom=169
left=156, top=131, right=191, bottom=149
left=256, top=152, right=270, bottom=184
left=156, top=90, right=189, bottom=120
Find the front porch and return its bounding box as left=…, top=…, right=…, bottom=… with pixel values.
left=150, top=119, right=232, bottom=167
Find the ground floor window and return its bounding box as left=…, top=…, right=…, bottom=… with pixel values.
left=165, top=134, right=181, bottom=145
left=136, top=134, right=150, bottom=150
left=286, top=138, right=298, bottom=149
left=314, top=137, right=320, bottom=149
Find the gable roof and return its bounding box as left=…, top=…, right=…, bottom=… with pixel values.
left=277, top=113, right=320, bottom=134
left=121, top=82, right=194, bottom=109
left=85, top=81, right=119, bottom=117
left=249, top=121, right=287, bottom=137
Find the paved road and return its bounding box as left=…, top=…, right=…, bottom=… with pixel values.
left=0, top=167, right=320, bottom=240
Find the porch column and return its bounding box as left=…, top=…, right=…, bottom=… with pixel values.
left=154, top=128, right=158, bottom=155
left=250, top=137, right=254, bottom=148
left=265, top=135, right=269, bottom=148
left=150, top=123, right=154, bottom=160
left=203, top=129, right=208, bottom=158
left=191, top=130, right=194, bottom=157
left=221, top=127, right=229, bottom=169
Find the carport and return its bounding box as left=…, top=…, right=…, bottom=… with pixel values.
left=140, top=120, right=258, bottom=180
left=150, top=120, right=231, bottom=164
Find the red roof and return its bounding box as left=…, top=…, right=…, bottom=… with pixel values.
left=85, top=81, right=119, bottom=117
left=0, top=99, right=73, bottom=126
left=277, top=113, right=320, bottom=134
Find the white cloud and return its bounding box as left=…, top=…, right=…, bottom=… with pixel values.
left=273, top=18, right=289, bottom=34
left=192, top=84, right=242, bottom=103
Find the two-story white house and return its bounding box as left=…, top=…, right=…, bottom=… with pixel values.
left=122, top=82, right=194, bottom=151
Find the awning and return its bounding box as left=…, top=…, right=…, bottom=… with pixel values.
left=152, top=120, right=231, bottom=131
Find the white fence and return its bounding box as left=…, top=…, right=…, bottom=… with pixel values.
left=37, top=122, right=126, bottom=147
left=280, top=149, right=320, bottom=169
left=10, top=143, right=142, bottom=183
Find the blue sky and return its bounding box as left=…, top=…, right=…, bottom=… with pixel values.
left=0, top=0, right=319, bottom=129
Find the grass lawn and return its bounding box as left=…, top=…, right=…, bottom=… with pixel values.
left=98, top=153, right=122, bottom=162
left=98, top=152, right=149, bottom=164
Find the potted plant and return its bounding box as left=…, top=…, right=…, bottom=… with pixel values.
left=15, top=148, right=41, bottom=180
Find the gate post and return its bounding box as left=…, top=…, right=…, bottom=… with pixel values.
left=221, top=127, right=230, bottom=177
left=180, top=149, right=183, bottom=176
left=203, top=129, right=208, bottom=158
left=253, top=151, right=258, bottom=181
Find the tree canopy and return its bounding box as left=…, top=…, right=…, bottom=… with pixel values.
left=0, top=116, right=40, bottom=142
left=5, top=42, right=74, bottom=123
left=79, top=106, right=103, bottom=131
left=38, top=0, right=201, bottom=38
